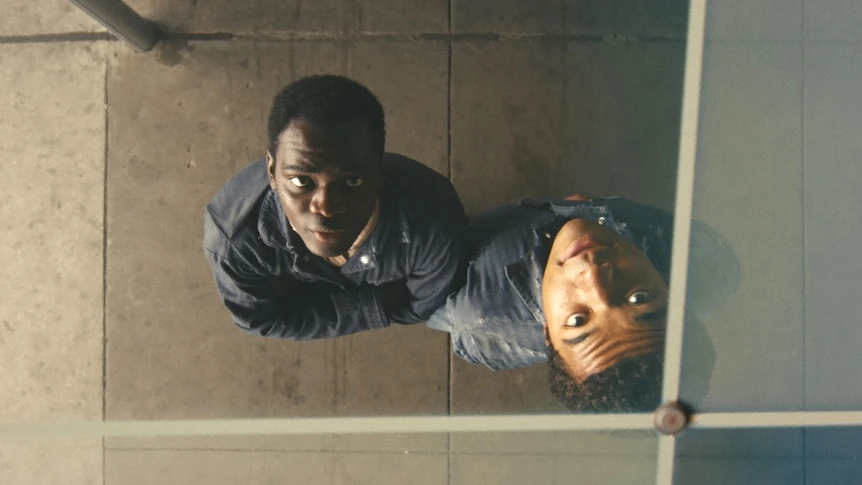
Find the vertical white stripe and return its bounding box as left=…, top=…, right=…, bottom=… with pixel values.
left=656, top=0, right=709, bottom=482
left=661, top=0, right=709, bottom=405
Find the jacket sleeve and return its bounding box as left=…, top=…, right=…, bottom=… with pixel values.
left=204, top=247, right=391, bottom=340
left=386, top=217, right=469, bottom=324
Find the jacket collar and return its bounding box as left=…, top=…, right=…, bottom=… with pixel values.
left=503, top=220, right=562, bottom=326
left=256, top=187, right=411, bottom=273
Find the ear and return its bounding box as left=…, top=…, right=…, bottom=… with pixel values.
left=542, top=323, right=551, bottom=346
left=265, top=151, right=277, bottom=190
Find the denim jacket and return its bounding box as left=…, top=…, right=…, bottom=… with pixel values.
left=426, top=197, right=675, bottom=371
left=204, top=153, right=468, bottom=340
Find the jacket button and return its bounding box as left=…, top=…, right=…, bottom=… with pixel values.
left=359, top=255, right=370, bottom=265
left=597, top=217, right=607, bottom=225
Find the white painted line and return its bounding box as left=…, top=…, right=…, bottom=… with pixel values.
left=0, top=414, right=656, bottom=437
left=690, top=411, right=862, bottom=429
left=662, top=0, right=709, bottom=404
left=655, top=435, right=678, bottom=485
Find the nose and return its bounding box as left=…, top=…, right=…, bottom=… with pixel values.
left=309, top=185, right=345, bottom=217
left=582, top=262, right=614, bottom=305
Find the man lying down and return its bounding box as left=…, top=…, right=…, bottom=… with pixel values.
left=427, top=194, right=731, bottom=413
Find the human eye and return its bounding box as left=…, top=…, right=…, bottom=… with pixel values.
left=345, top=177, right=364, bottom=188
left=565, top=313, right=589, bottom=327
left=288, top=176, right=313, bottom=188
left=627, top=290, right=656, bottom=305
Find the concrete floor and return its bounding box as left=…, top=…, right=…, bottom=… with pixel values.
left=1, top=0, right=686, bottom=483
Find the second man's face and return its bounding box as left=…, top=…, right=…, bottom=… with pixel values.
left=267, top=118, right=383, bottom=258
left=542, top=218, right=669, bottom=383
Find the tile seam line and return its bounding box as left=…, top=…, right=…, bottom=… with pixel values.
left=108, top=448, right=449, bottom=455
left=0, top=32, right=688, bottom=44
left=800, top=0, right=807, bottom=481
left=226, top=32, right=686, bottom=43
left=101, top=43, right=109, bottom=485
left=105, top=448, right=659, bottom=457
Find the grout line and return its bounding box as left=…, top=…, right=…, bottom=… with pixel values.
left=106, top=447, right=661, bottom=457
left=799, top=0, right=807, bottom=481
left=101, top=46, right=110, bottom=485
left=0, top=31, right=687, bottom=46
left=0, top=32, right=115, bottom=43
left=446, top=40, right=453, bottom=182
left=227, top=31, right=684, bottom=43
left=445, top=20, right=454, bottom=485
left=109, top=447, right=449, bottom=455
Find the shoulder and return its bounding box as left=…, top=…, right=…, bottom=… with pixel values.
left=381, top=153, right=467, bottom=240
left=203, top=159, right=270, bottom=255
left=382, top=153, right=451, bottom=187
left=604, top=197, right=674, bottom=233
left=381, top=153, right=462, bottom=213
left=449, top=328, right=548, bottom=371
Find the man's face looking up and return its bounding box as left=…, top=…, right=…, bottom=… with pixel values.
left=266, top=118, right=383, bottom=258
left=542, top=218, right=669, bottom=383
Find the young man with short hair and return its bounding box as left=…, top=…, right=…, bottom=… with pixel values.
left=204, top=75, right=468, bottom=340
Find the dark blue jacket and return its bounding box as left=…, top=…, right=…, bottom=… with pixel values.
left=204, top=153, right=468, bottom=340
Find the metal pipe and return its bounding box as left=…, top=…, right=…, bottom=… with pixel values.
left=68, top=0, right=158, bottom=52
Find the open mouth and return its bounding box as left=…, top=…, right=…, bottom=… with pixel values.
left=559, top=235, right=607, bottom=264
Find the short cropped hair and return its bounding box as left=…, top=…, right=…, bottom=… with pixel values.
left=267, top=75, right=386, bottom=157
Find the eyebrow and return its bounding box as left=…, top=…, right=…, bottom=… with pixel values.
left=281, top=163, right=368, bottom=174
left=563, top=332, right=591, bottom=346
left=636, top=308, right=668, bottom=326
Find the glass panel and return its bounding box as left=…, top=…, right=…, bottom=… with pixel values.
left=3, top=1, right=690, bottom=425
left=678, top=0, right=862, bottom=412
left=1, top=429, right=659, bottom=485
left=674, top=426, right=862, bottom=485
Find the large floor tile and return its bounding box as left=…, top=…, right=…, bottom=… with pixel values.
left=0, top=0, right=101, bottom=36
left=451, top=40, right=684, bottom=216
left=449, top=0, right=688, bottom=35
left=106, top=448, right=447, bottom=485
left=0, top=437, right=102, bottom=485
left=555, top=455, right=656, bottom=484
left=806, top=427, right=862, bottom=483
left=451, top=0, right=564, bottom=33
left=563, top=0, right=688, bottom=37
left=559, top=41, right=684, bottom=210
left=124, top=0, right=448, bottom=34
left=802, top=43, right=862, bottom=410
left=705, top=0, right=802, bottom=42
left=450, top=454, right=557, bottom=485
left=105, top=41, right=449, bottom=420
left=673, top=459, right=804, bottom=485
left=450, top=429, right=656, bottom=454
left=449, top=358, right=568, bottom=415
left=676, top=429, right=803, bottom=458
left=450, top=41, right=566, bottom=215
left=451, top=453, right=656, bottom=485
left=0, top=43, right=106, bottom=422
left=683, top=43, right=804, bottom=411
left=804, top=0, right=862, bottom=42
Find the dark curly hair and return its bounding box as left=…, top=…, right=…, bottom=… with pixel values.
left=547, top=333, right=664, bottom=413
left=266, top=75, right=386, bottom=158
